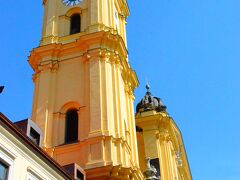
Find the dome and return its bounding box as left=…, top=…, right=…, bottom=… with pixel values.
left=136, top=84, right=167, bottom=113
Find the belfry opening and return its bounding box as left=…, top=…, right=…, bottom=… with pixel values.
left=70, top=14, right=81, bottom=35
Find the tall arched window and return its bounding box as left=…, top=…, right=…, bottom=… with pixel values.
left=70, top=14, right=81, bottom=35
left=65, top=109, right=78, bottom=143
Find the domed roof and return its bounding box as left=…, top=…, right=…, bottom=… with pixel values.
left=136, top=84, right=167, bottom=113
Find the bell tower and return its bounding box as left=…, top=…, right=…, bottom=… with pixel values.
left=40, top=0, right=128, bottom=45
left=29, top=0, right=143, bottom=179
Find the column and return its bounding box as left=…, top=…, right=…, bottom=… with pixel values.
left=157, top=131, right=171, bottom=180
left=88, top=52, right=102, bottom=136
left=110, top=55, right=120, bottom=137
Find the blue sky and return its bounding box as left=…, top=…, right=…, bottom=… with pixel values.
left=1, top=0, right=240, bottom=179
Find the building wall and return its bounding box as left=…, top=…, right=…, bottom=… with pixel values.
left=41, top=0, right=128, bottom=46
left=0, top=124, right=68, bottom=180
left=29, top=1, right=142, bottom=178
left=136, top=111, right=192, bottom=180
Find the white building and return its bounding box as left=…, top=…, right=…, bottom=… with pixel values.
left=0, top=112, right=83, bottom=180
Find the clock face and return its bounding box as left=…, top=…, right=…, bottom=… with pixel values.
left=62, top=0, right=83, bottom=6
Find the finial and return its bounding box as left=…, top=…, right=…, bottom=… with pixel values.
left=146, top=83, right=150, bottom=93
left=0, top=86, right=4, bottom=94
left=146, top=77, right=150, bottom=93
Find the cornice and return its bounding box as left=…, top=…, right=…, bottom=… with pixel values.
left=29, top=31, right=139, bottom=90
left=29, top=31, right=126, bottom=68
left=50, top=134, right=132, bottom=157
left=85, top=164, right=143, bottom=179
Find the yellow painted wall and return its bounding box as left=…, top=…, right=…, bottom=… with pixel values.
left=29, top=1, right=192, bottom=179
left=29, top=0, right=143, bottom=179
left=41, top=0, right=128, bottom=46
left=136, top=111, right=192, bottom=180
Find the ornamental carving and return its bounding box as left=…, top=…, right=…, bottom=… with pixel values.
left=38, top=60, right=59, bottom=72
left=143, top=158, right=160, bottom=180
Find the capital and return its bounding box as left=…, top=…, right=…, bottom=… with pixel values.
left=156, top=130, right=171, bottom=141
left=32, top=72, right=40, bottom=82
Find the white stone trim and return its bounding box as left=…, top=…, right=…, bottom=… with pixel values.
left=0, top=144, right=15, bottom=180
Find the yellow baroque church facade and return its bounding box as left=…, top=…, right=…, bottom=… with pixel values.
left=25, top=0, right=192, bottom=179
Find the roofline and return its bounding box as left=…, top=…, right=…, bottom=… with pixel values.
left=169, top=117, right=193, bottom=179
left=0, top=112, right=73, bottom=180
left=14, top=118, right=28, bottom=123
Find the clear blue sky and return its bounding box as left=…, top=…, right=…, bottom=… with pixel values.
left=1, top=1, right=240, bottom=179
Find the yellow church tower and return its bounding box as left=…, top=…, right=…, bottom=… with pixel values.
left=28, top=0, right=142, bottom=179
left=135, top=84, right=192, bottom=180
left=27, top=0, right=191, bottom=179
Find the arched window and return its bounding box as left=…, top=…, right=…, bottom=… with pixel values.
left=65, top=109, right=78, bottom=143
left=70, top=14, right=81, bottom=35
